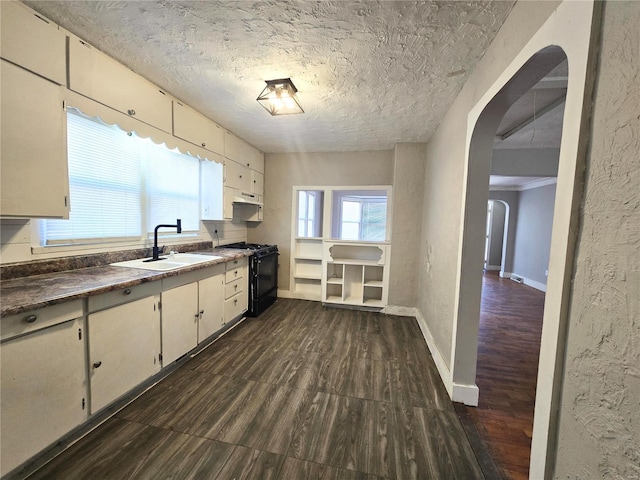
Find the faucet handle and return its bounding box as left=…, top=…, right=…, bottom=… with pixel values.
left=159, top=245, right=165, bottom=255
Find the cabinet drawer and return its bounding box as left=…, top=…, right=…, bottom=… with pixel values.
left=225, top=257, right=247, bottom=271
left=225, top=277, right=244, bottom=300
left=225, top=267, right=245, bottom=284
left=1, top=300, right=83, bottom=342
left=224, top=290, right=248, bottom=321
left=88, top=282, right=161, bottom=313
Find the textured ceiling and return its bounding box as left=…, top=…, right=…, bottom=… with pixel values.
left=25, top=0, right=516, bottom=153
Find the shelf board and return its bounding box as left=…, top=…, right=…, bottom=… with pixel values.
left=328, top=258, right=382, bottom=266
left=295, top=256, right=323, bottom=261
left=293, top=274, right=322, bottom=281
left=326, top=277, right=343, bottom=285
left=364, top=280, right=384, bottom=287
left=363, top=298, right=384, bottom=306
left=325, top=295, right=343, bottom=303
left=295, top=237, right=323, bottom=241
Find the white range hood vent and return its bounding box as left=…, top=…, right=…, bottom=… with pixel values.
left=232, top=191, right=263, bottom=206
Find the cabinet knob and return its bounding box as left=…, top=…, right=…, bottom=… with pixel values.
left=93, top=361, right=102, bottom=369
left=127, top=109, right=136, bottom=116
left=234, top=284, right=238, bottom=290
left=195, top=313, right=200, bottom=320
left=201, top=143, right=206, bottom=147
left=239, top=175, right=243, bottom=179
left=247, top=163, right=250, bottom=167
left=123, top=288, right=132, bottom=295
left=200, top=309, right=205, bottom=315
left=24, top=314, right=37, bottom=324
left=234, top=299, right=238, bottom=305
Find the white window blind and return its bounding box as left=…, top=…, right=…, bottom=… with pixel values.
left=41, top=111, right=142, bottom=244
left=145, top=140, right=200, bottom=233
left=40, top=110, right=202, bottom=246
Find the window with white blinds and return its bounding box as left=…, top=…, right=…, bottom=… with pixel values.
left=145, top=139, right=200, bottom=233
left=40, top=110, right=200, bottom=246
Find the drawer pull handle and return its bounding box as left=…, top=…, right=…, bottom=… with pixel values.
left=195, top=313, right=200, bottom=319
left=234, top=299, right=238, bottom=305
left=123, top=289, right=132, bottom=295
left=93, top=361, right=102, bottom=369
left=24, top=314, right=38, bottom=324
left=235, top=270, right=238, bottom=276
left=234, top=284, right=238, bottom=290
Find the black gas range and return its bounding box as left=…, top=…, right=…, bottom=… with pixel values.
left=220, top=242, right=278, bottom=317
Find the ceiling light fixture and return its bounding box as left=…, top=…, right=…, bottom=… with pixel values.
left=257, top=78, right=304, bottom=116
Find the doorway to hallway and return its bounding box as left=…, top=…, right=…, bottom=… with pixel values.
left=457, top=272, right=545, bottom=479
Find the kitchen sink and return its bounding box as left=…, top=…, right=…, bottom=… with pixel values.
left=110, top=253, right=223, bottom=272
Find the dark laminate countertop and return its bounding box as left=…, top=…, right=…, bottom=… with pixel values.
left=0, top=248, right=252, bottom=318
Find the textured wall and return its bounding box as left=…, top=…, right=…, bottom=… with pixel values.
left=388, top=144, right=426, bottom=308
left=417, top=0, right=562, bottom=368
left=247, top=151, right=393, bottom=291
left=554, top=1, right=640, bottom=477
left=512, top=183, right=556, bottom=285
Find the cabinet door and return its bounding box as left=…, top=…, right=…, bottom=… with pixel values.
left=198, top=272, right=225, bottom=342
left=224, top=131, right=264, bottom=173
left=88, top=295, right=161, bottom=413
left=1, top=319, right=86, bottom=477
left=1, top=60, right=69, bottom=218
left=223, top=186, right=236, bottom=220
left=161, top=283, right=198, bottom=365
left=0, top=1, right=66, bottom=85
left=252, top=171, right=264, bottom=196
left=224, top=159, right=252, bottom=192
left=173, top=101, right=224, bottom=154
left=69, top=38, right=172, bottom=133
left=200, top=157, right=224, bottom=221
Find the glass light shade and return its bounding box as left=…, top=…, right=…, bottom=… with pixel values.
left=257, top=78, right=304, bottom=116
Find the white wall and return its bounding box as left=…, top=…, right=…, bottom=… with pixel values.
left=491, top=148, right=559, bottom=176
left=417, top=0, right=562, bottom=369
left=247, top=151, right=394, bottom=292
left=512, top=183, right=556, bottom=287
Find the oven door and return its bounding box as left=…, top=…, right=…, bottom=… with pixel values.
left=255, top=252, right=278, bottom=299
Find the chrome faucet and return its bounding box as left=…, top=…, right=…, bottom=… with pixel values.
left=145, top=219, right=182, bottom=262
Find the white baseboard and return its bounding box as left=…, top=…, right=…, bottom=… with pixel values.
left=500, top=271, right=512, bottom=278
left=414, top=308, right=453, bottom=398
left=384, top=305, right=416, bottom=316
left=452, top=382, right=479, bottom=406
left=511, top=273, right=547, bottom=292
left=277, top=289, right=321, bottom=301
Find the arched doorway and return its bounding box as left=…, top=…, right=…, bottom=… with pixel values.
left=448, top=3, right=601, bottom=477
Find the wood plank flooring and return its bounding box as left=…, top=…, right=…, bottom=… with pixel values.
left=28, top=299, right=483, bottom=480
left=456, top=272, right=545, bottom=480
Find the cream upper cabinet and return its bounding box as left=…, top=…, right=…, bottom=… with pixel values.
left=1, top=59, right=69, bottom=218
left=0, top=1, right=66, bottom=85
left=173, top=101, right=224, bottom=155
left=200, top=157, right=224, bottom=221
left=224, top=131, right=264, bottom=173
left=224, top=159, right=252, bottom=192
left=68, top=37, right=172, bottom=133
left=252, top=171, right=264, bottom=197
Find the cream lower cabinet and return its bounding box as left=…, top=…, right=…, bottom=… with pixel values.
left=1, top=303, right=85, bottom=477
left=88, top=294, right=161, bottom=413
left=161, top=265, right=226, bottom=365
left=224, top=258, right=248, bottom=322
left=198, top=268, right=225, bottom=342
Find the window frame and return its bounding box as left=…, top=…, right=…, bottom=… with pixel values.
left=37, top=109, right=204, bottom=250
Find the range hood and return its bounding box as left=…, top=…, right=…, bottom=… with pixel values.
left=232, top=191, right=263, bottom=206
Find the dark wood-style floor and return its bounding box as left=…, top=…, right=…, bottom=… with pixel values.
left=457, top=272, right=545, bottom=480
left=28, top=299, right=483, bottom=480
